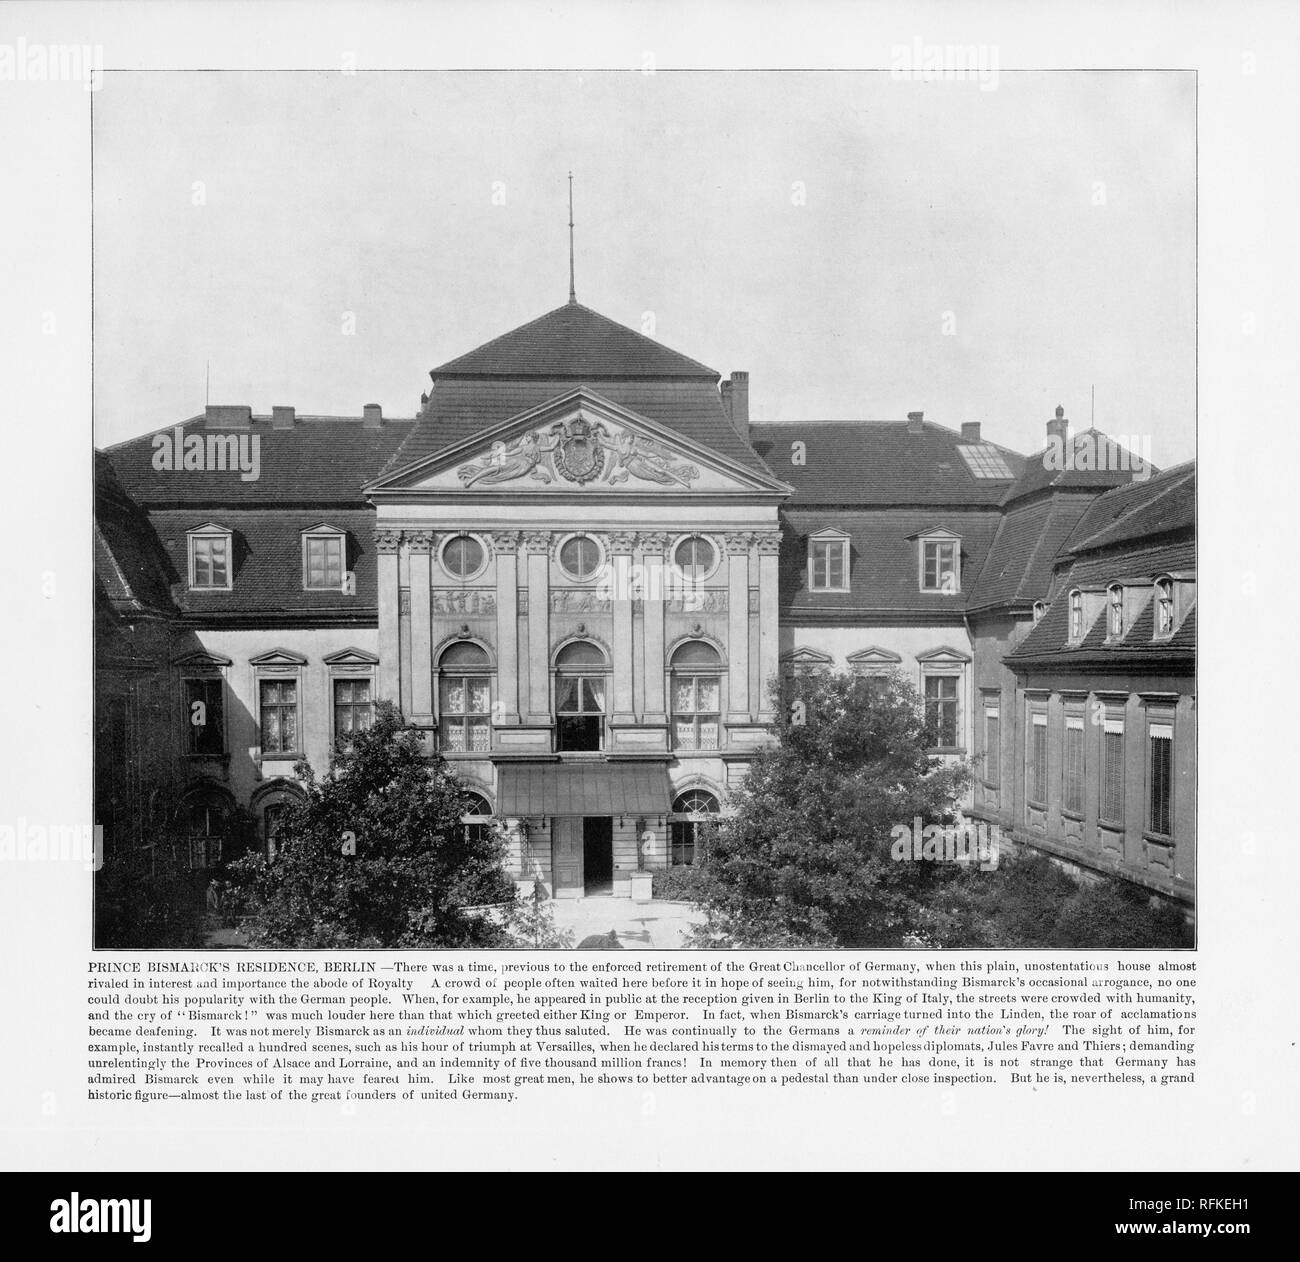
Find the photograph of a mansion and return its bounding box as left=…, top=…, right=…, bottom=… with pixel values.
left=95, top=299, right=1195, bottom=908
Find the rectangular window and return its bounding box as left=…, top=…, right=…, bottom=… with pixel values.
left=1148, top=722, right=1174, bottom=835
left=984, top=706, right=1000, bottom=785
left=439, top=674, right=491, bottom=753
left=556, top=674, right=605, bottom=752
left=333, top=678, right=373, bottom=737
left=259, top=679, right=299, bottom=755
left=191, top=535, right=230, bottom=589
left=1028, top=711, right=1048, bottom=804
left=1063, top=715, right=1084, bottom=814
left=924, top=675, right=959, bottom=748
left=810, top=539, right=847, bottom=591
left=672, top=675, right=721, bottom=750
left=184, top=678, right=225, bottom=756
left=1101, top=718, right=1125, bottom=823
left=922, top=539, right=958, bottom=591
left=305, top=535, right=344, bottom=590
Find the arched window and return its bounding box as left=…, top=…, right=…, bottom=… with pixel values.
left=438, top=642, right=491, bottom=753
left=1154, top=576, right=1174, bottom=636
left=1108, top=584, right=1125, bottom=638
left=555, top=641, right=608, bottom=751
left=1068, top=590, right=1083, bottom=642
left=670, top=641, right=722, bottom=750
left=670, top=790, right=718, bottom=866
left=460, top=792, right=493, bottom=847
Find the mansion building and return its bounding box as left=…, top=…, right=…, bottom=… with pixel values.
left=95, top=299, right=1195, bottom=909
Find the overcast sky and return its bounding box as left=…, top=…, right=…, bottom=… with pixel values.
left=93, top=69, right=1194, bottom=464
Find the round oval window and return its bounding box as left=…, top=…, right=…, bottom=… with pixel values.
left=559, top=535, right=601, bottom=580
left=673, top=535, right=716, bottom=580
left=443, top=535, right=484, bottom=578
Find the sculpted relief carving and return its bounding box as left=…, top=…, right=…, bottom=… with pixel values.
left=432, top=590, right=497, bottom=615
left=456, top=415, right=701, bottom=489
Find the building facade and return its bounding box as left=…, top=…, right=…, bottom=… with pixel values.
left=96, top=298, right=1195, bottom=907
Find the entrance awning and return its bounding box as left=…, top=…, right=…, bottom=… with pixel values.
left=498, top=762, right=672, bottom=817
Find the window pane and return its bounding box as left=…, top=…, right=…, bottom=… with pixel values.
left=672, top=679, right=695, bottom=712
left=442, top=721, right=466, bottom=752
left=674, top=720, right=697, bottom=750
left=986, top=714, right=1000, bottom=784
left=696, top=678, right=720, bottom=712
left=555, top=677, right=579, bottom=713
left=697, top=719, right=719, bottom=750
left=582, top=677, right=605, bottom=712
left=467, top=678, right=491, bottom=714
left=441, top=678, right=466, bottom=714
left=1103, top=729, right=1124, bottom=821
left=467, top=719, right=490, bottom=752
left=561, top=536, right=598, bottom=578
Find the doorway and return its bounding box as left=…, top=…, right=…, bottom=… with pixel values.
left=582, top=817, right=613, bottom=894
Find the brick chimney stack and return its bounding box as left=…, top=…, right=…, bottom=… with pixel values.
left=907, top=410, right=925, bottom=434
left=203, top=404, right=251, bottom=430
left=961, top=421, right=981, bottom=442
left=271, top=406, right=296, bottom=430
left=1046, top=404, right=1069, bottom=445
left=363, top=403, right=383, bottom=429
left=728, top=372, right=749, bottom=441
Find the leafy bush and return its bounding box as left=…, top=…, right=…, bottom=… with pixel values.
left=651, top=865, right=703, bottom=902
left=225, top=702, right=517, bottom=948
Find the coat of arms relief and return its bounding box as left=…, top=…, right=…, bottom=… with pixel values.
left=456, top=414, right=701, bottom=489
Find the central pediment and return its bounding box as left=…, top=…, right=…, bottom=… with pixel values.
left=366, top=388, right=791, bottom=498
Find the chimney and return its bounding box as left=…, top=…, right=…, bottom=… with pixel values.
left=363, top=403, right=383, bottom=429
left=728, top=372, right=749, bottom=440
left=720, top=379, right=734, bottom=424
left=906, top=410, right=925, bottom=434
left=203, top=404, right=251, bottom=429
left=1046, top=404, right=1069, bottom=445
left=961, top=421, right=981, bottom=443
left=271, top=406, right=296, bottom=430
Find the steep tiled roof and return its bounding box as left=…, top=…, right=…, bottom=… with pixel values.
left=1067, top=464, right=1195, bottom=552
left=430, top=302, right=719, bottom=379
left=1003, top=429, right=1158, bottom=503
left=751, top=422, right=1024, bottom=506
left=146, top=508, right=379, bottom=620
left=1008, top=589, right=1194, bottom=666
left=965, top=494, right=1096, bottom=612
left=780, top=507, right=1001, bottom=616
left=95, top=451, right=177, bottom=617
left=104, top=416, right=416, bottom=506
left=383, top=377, right=773, bottom=479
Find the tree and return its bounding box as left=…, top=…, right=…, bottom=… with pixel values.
left=224, top=702, right=517, bottom=948
left=687, top=670, right=973, bottom=948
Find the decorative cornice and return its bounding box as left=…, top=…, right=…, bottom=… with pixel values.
left=609, top=531, right=638, bottom=553
left=753, top=530, right=782, bottom=555
left=373, top=529, right=403, bottom=554
left=523, top=531, right=552, bottom=553
left=637, top=531, right=668, bottom=553
left=405, top=530, right=435, bottom=553
left=724, top=532, right=754, bottom=554
left=490, top=531, right=521, bottom=555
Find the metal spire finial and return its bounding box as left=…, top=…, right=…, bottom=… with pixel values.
left=568, top=172, right=576, bottom=304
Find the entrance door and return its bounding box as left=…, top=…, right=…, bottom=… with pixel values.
left=552, top=817, right=584, bottom=899
left=583, top=817, right=614, bottom=894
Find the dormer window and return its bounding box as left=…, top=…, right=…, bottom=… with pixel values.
left=807, top=529, right=849, bottom=593
left=1068, top=589, right=1084, bottom=642
left=911, top=528, right=961, bottom=593
left=1154, top=576, right=1175, bottom=637
left=187, top=524, right=233, bottom=591
left=1107, top=584, right=1125, bottom=638
left=302, top=525, right=347, bottom=591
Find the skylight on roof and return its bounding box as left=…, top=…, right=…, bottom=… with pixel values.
left=958, top=445, right=1014, bottom=479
